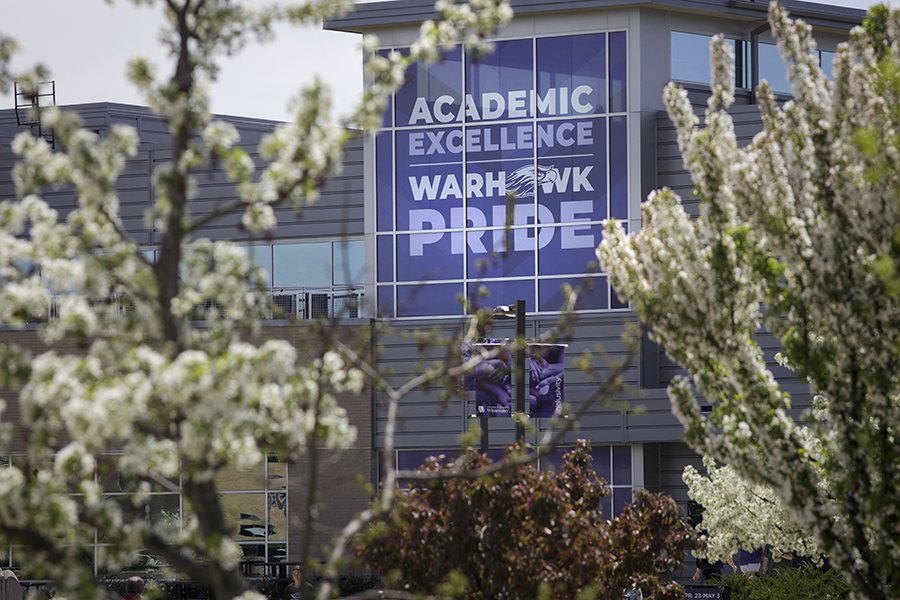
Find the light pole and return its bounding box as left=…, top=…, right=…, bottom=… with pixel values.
left=492, top=299, right=527, bottom=442
left=514, top=299, right=526, bottom=442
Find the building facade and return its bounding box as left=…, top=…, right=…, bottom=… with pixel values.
left=0, top=104, right=373, bottom=571
left=0, top=0, right=866, bottom=580
left=325, top=0, right=864, bottom=535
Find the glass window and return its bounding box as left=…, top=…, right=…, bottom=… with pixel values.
left=537, top=224, right=604, bottom=276
left=377, top=236, right=393, bottom=283
left=268, top=544, right=287, bottom=563
left=273, top=242, right=332, bottom=289
left=396, top=233, right=464, bottom=282
left=239, top=543, right=266, bottom=564
left=183, top=492, right=266, bottom=541
left=215, top=465, right=267, bottom=491
left=536, top=118, right=608, bottom=225
left=467, top=279, right=535, bottom=313
left=671, top=32, right=741, bottom=86
left=268, top=492, right=287, bottom=541
left=7, top=452, right=288, bottom=576
left=613, top=487, right=633, bottom=515
left=377, top=132, right=394, bottom=232
left=613, top=445, right=632, bottom=486
left=267, top=461, right=286, bottom=491
left=333, top=240, right=365, bottom=286
left=758, top=42, right=790, bottom=94
left=97, top=455, right=173, bottom=493
left=397, top=282, right=464, bottom=317
left=609, top=31, right=628, bottom=113
left=539, top=275, right=608, bottom=312
left=671, top=31, right=716, bottom=83
left=537, top=33, right=607, bottom=116
left=466, top=228, right=535, bottom=279
left=377, top=285, right=395, bottom=318
left=112, top=494, right=180, bottom=531
left=378, top=33, right=626, bottom=317
left=539, top=444, right=634, bottom=517
left=610, top=115, right=628, bottom=220
left=245, top=244, right=272, bottom=287
left=396, top=45, right=462, bottom=128
left=395, top=128, right=464, bottom=234
left=820, top=50, right=835, bottom=79
left=466, top=39, right=533, bottom=122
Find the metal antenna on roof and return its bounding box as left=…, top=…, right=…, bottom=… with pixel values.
left=14, top=79, right=56, bottom=148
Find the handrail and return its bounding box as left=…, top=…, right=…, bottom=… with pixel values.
left=23, top=288, right=365, bottom=324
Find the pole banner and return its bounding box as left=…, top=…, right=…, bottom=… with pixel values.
left=472, top=343, right=512, bottom=417
left=529, top=344, right=566, bottom=417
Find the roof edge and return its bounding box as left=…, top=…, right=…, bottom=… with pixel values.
left=326, top=0, right=864, bottom=33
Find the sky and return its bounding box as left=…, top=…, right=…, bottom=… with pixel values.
left=0, top=0, right=876, bottom=123
left=0, top=1, right=364, bottom=122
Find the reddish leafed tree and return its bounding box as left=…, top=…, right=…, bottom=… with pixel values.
left=353, top=440, right=700, bottom=600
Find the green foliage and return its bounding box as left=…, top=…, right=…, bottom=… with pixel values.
left=337, top=570, right=383, bottom=597
left=353, top=441, right=700, bottom=600
left=714, top=565, right=851, bottom=600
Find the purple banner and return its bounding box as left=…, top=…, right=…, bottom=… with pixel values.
left=537, top=33, right=606, bottom=117
left=463, top=341, right=565, bottom=418
left=473, top=343, right=513, bottom=416
left=529, top=344, right=565, bottom=417
left=378, top=32, right=627, bottom=317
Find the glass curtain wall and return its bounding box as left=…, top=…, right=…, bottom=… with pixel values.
left=0, top=454, right=288, bottom=577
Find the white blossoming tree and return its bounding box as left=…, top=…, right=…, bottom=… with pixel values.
left=598, top=4, right=900, bottom=599
left=0, top=1, right=514, bottom=600
left=683, top=457, right=820, bottom=563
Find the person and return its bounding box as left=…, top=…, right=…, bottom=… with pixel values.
left=282, top=566, right=305, bottom=600
left=1, top=569, right=24, bottom=600
left=121, top=576, right=144, bottom=600
left=692, top=557, right=724, bottom=584
left=727, top=545, right=767, bottom=573
left=767, top=546, right=791, bottom=575
left=686, top=501, right=724, bottom=585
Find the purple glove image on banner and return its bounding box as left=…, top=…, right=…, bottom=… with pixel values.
left=529, top=344, right=566, bottom=418
left=461, top=339, right=507, bottom=390
left=473, top=343, right=512, bottom=416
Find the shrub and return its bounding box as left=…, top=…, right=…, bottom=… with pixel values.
left=713, top=564, right=852, bottom=600
left=353, top=441, right=700, bottom=600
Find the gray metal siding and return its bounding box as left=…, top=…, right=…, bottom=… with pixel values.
left=657, top=441, right=703, bottom=503
left=373, top=313, right=678, bottom=450
left=374, top=320, right=471, bottom=449
left=0, top=104, right=364, bottom=245
left=656, top=104, right=765, bottom=217
left=654, top=104, right=814, bottom=417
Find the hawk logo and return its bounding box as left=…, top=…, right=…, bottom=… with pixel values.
left=504, top=165, right=560, bottom=198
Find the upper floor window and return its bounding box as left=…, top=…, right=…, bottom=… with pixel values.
left=245, top=239, right=364, bottom=291
left=757, top=43, right=835, bottom=93
left=671, top=31, right=744, bottom=88
left=820, top=50, right=835, bottom=79
left=672, top=31, right=836, bottom=94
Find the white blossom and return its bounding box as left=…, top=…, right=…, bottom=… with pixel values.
left=599, top=5, right=900, bottom=598
left=0, top=0, right=514, bottom=598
